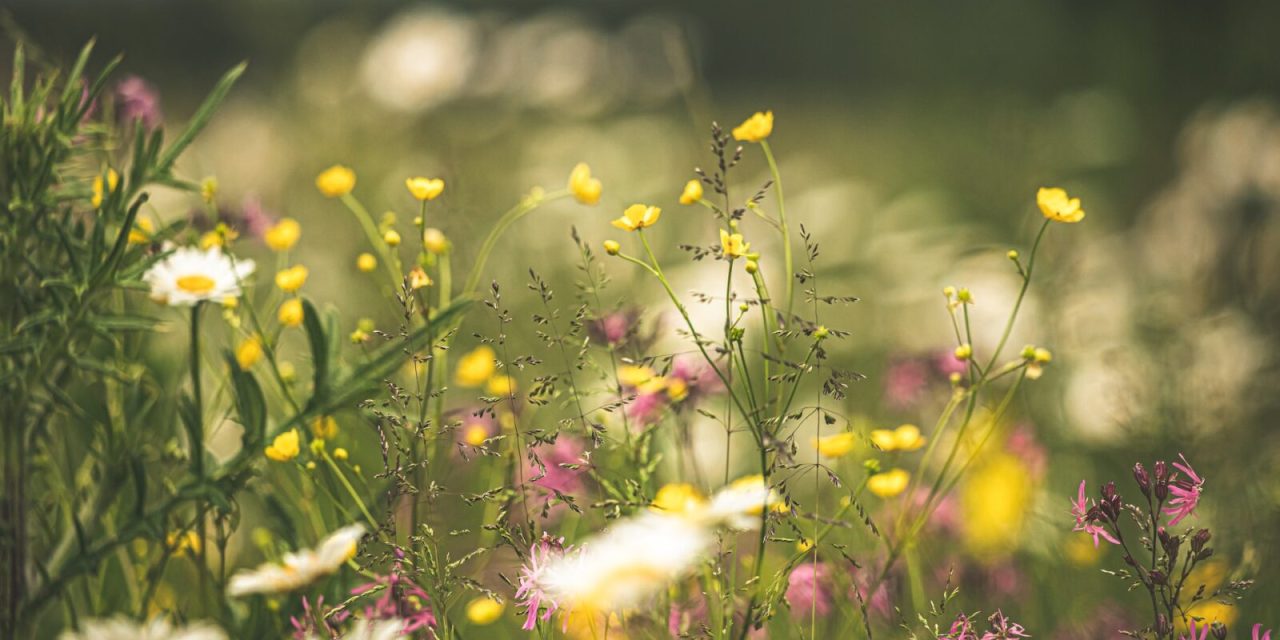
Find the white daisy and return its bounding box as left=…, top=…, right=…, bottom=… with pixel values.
left=537, top=512, right=714, bottom=613
left=142, top=245, right=255, bottom=306
left=58, top=617, right=227, bottom=640
left=705, top=474, right=786, bottom=530
left=334, top=619, right=406, bottom=640
left=227, top=524, right=365, bottom=597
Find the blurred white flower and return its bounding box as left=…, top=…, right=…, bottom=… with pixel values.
left=227, top=524, right=365, bottom=596
left=361, top=10, right=478, bottom=112
left=332, top=619, right=406, bottom=640
left=59, top=617, right=226, bottom=640
left=706, top=474, right=786, bottom=530
left=143, top=246, right=254, bottom=306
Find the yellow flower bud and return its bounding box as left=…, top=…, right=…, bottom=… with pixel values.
left=603, top=240, right=621, bottom=255
left=128, top=217, right=156, bottom=245
left=422, top=228, right=448, bottom=254
left=679, top=179, right=703, bottom=205
left=356, top=252, right=377, bottom=272
left=315, top=165, right=356, bottom=198
left=383, top=229, right=401, bottom=247
left=309, top=438, right=326, bottom=455
left=732, top=111, right=774, bottom=143
left=275, top=265, right=309, bottom=293
left=943, top=286, right=957, bottom=298
left=744, top=259, right=759, bottom=274
left=813, top=325, right=830, bottom=340
left=954, top=343, right=972, bottom=360
left=1007, top=249, right=1019, bottom=260
left=91, top=168, right=119, bottom=208
left=265, top=218, right=302, bottom=252
left=405, top=176, right=445, bottom=201
left=278, top=298, right=304, bottom=328
left=311, top=416, right=339, bottom=440
left=956, top=288, right=972, bottom=303
left=1033, top=347, right=1053, bottom=363
left=333, top=447, right=349, bottom=461
left=235, top=336, right=263, bottom=371
left=568, top=163, right=602, bottom=205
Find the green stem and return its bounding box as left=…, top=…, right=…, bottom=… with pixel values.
left=759, top=141, right=793, bottom=326
left=321, top=451, right=378, bottom=529
left=462, top=190, right=568, bottom=295
left=340, top=193, right=402, bottom=293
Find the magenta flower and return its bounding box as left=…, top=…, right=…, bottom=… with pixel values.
left=348, top=554, right=436, bottom=634
left=982, top=611, right=1030, bottom=639
left=883, top=357, right=930, bottom=409
left=942, top=613, right=979, bottom=640
left=785, top=562, right=835, bottom=618
left=1181, top=619, right=1209, bottom=640
left=114, top=75, right=163, bottom=130
left=1070, top=480, right=1119, bottom=547
left=1255, top=624, right=1274, bottom=640
left=514, top=534, right=568, bottom=631
left=668, top=592, right=708, bottom=637
left=1163, top=454, right=1204, bottom=527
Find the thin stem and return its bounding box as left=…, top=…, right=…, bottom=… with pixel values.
left=759, top=141, right=793, bottom=325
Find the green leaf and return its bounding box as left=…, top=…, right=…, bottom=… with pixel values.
left=224, top=352, right=267, bottom=448
left=301, top=297, right=330, bottom=408
left=92, top=313, right=160, bottom=332
left=155, top=61, right=247, bottom=174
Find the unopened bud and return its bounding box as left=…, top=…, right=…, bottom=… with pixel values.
left=603, top=240, right=621, bottom=256
left=1006, top=249, right=1019, bottom=260
left=1211, top=622, right=1228, bottom=640
left=956, top=288, right=972, bottom=303
left=744, top=259, right=759, bottom=274
left=1191, top=529, right=1211, bottom=553
left=1133, top=462, right=1151, bottom=496
left=954, top=344, right=972, bottom=361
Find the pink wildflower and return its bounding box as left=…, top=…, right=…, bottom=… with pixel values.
left=114, top=75, right=163, bottom=130
left=1254, top=624, right=1274, bottom=640
left=1163, top=454, right=1204, bottom=527
left=785, top=562, right=834, bottom=618
left=514, top=534, right=568, bottom=631
left=1181, top=619, right=1209, bottom=640
left=348, top=552, right=436, bottom=634
left=883, top=357, right=930, bottom=409
left=982, top=610, right=1030, bottom=639
left=1070, top=480, right=1118, bottom=548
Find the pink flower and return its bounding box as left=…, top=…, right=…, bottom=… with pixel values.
left=348, top=554, right=436, bottom=634
left=114, top=75, right=163, bottom=130
left=1070, top=480, right=1118, bottom=548
left=883, top=357, right=930, bottom=409
left=982, top=611, right=1030, bottom=639
left=1254, top=624, right=1274, bottom=640
left=626, top=391, right=667, bottom=427
left=670, top=354, right=726, bottom=398
left=514, top=534, right=568, bottom=631
left=668, top=592, right=708, bottom=636
left=1163, top=454, right=1204, bottom=527
left=785, top=563, right=834, bottom=618
left=1181, top=619, right=1209, bottom=640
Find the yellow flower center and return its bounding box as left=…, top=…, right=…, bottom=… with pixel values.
left=175, top=274, right=216, bottom=294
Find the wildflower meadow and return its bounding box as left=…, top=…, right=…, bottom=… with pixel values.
left=2, top=4, right=1280, bottom=639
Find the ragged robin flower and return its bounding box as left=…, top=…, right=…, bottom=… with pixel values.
left=568, top=163, right=602, bottom=205
left=679, top=179, right=703, bottom=205
left=719, top=228, right=750, bottom=258
left=264, top=218, right=301, bottom=251
left=91, top=168, right=119, bottom=208
left=1036, top=187, right=1085, bottom=223
left=611, top=204, right=661, bottom=231
left=732, top=111, right=774, bottom=143
left=315, top=165, right=356, bottom=198
left=406, top=176, right=445, bottom=201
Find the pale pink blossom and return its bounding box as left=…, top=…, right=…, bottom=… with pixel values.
left=514, top=534, right=569, bottom=631
left=1070, top=480, right=1118, bottom=547
left=1163, top=454, right=1204, bottom=527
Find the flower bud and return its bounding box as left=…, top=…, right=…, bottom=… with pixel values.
left=1149, top=569, right=1167, bottom=585
left=956, top=288, right=973, bottom=303
left=1133, top=462, right=1151, bottom=497
left=1156, top=615, right=1171, bottom=636
left=1006, top=249, right=1019, bottom=260
left=744, top=259, right=759, bottom=274
left=1191, top=529, right=1211, bottom=553
left=813, top=325, right=830, bottom=340
left=603, top=240, right=621, bottom=256
left=1211, top=623, right=1228, bottom=640
left=954, top=344, right=972, bottom=361
left=383, top=229, right=401, bottom=247
left=943, top=286, right=956, bottom=298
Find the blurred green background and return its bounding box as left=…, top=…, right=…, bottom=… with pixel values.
left=6, top=0, right=1280, bottom=633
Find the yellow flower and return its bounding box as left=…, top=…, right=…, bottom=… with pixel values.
left=455, top=346, right=496, bottom=387
left=650, top=483, right=707, bottom=516
left=408, top=267, right=432, bottom=290
left=311, top=416, right=339, bottom=440
left=275, top=265, right=309, bottom=293
left=732, top=111, right=774, bottom=143
left=869, top=424, right=926, bottom=452
left=679, top=179, right=703, bottom=205
left=1064, top=532, right=1102, bottom=567
left=665, top=377, right=689, bottom=401
left=333, top=447, right=349, bottom=461
left=356, top=253, right=377, bottom=273
left=462, top=421, right=490, bottom=447
left=954, top=343, right=972, bottom=361
left=91, top=169, right=119, bottom=208
left=719, top=229, right=750, bottom=258
left=128, top=217, right=156, bottom=245
left=611, top=204, right=661, bottom=231
left=423, top=228, right=448, bottom=254
left=265, top=429, right=301, bottom=462
left=201, top=176, right=218, bottom=204
left=1036, top=187, right=1085, bottom=223
left=265, top=218, right=302, bottom=251
left=960, top=453, right=1033, bottom=557
left=466, top=596, right=504, bottom=626
left=486, top=374, right=517, bottom=397
left=199, top=231, right=223, bottom=250
left=812, top=432, right=857, bottom=458
left=315, top=165, right=356, bottom=198
left=166, top=530, right=201, bottom=556
left=568, top=163, right=602, bottom=205
left=867, top=469, right=910, bottom=498
left=278, top=298, right=304, bottom=328
left=406, top=177, right=445, bottom=201
left=383, top=229, right=401, bottom=247
left=796, top=538, right=814, bottom=553
left=236, top=336, right=263, bottom=370
left=617, top=365, right=659, bottom=388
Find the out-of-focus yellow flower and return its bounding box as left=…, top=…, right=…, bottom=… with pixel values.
left=867, top=469, right=910, bottom=498
left=92, top=169, right=119, bottom=208
left=265, top=218, right=302, bottom=251
left=568, top=163, right=602, bottom=205
left=275, top=265, right=308, bottom=293
left=128, top=217, right=156, bottom=245
left=265, top=429, right=300, bottom=462
left=278, top=298, right=304, bottom=328
left=199, top=231, right=224, bottom=250
left=1064, top=532, right=1102, bottom=566
left=236, top=336, right=263, bottom=370
left=796, top=538, right=814, bottom=553
left=617, top=365, right=657, bottom=387
left=960, top=453, right=1033, bottom=557
left=406, top=177, right=445, bottom=201
left=732, top=111, right=774, bottom=143
left=200, top=176, right=218, bottom=204
left=278, top=361, right=296, bottom=382
left=423, top=228, right=448, bottom=254
left=744, top=259, right=758, bottom=274
left=455, top=346, right=496, bottom=387
left=311, top=416, right=339, bottom=440
left=309, top=438, right=326, bottom=455
left=462, top=421, right=490, bottom=446
left=602, top=240, right=621, bottom=256
left=356, top=253, right=377, bottom=272
left=679, top=179, right=703, bottom=205
left=466, top=596, right=504, bottom=626
left=719, top=229, right=750, bottom=258
left=812, top=432, right=857, bottom=458
left=316, top=165, right=356, bottom=198
left=383, top=229, right=401, bottom=247
left=1180, top=599, right=1238, bottom=633
left=1036, top=187, right=1085, bottom=223
left=665, top=378, right=689, bottom=401
left=486, top=374, right=516, bottom=397
left=870, top=424, right=926, bottom=452
left=408, top=267, right=431, bottom=290
left=611, top=204, right=661, bottom=231
left=650, top=483, right=707, bottom=516
left=333, top=447, right=349, bottom=461
left=166, top=530, right=201, bottom=556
